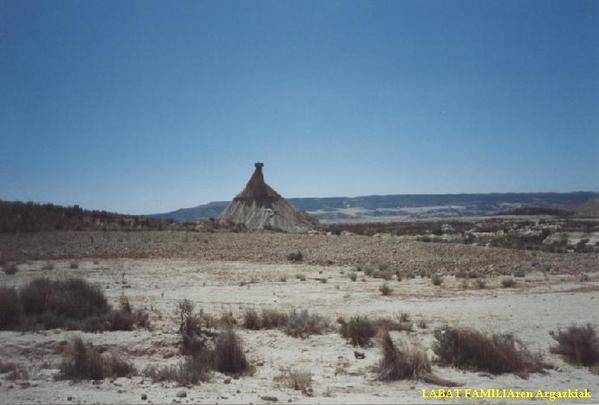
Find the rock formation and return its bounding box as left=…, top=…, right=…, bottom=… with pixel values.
left=219, top=162, right=316, bottom=232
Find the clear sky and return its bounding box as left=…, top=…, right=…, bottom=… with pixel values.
left=1, top=0, right=598, bottom=214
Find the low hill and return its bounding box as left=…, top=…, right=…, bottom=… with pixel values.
left=0, top=200, right=167, bottom=233
left=151, top=192, right=599, bottom=223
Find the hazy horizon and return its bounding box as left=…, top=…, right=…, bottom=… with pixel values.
left=2, top=0, right=598, bottom=214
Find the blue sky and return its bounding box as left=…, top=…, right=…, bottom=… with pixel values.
left=1, top=0, right=598, bottom=214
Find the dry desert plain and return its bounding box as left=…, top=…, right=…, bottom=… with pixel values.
left=1, top=230, right=599, bottom=404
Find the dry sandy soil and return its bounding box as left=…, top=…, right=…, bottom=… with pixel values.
left=1, top=231, right=599, bottom=404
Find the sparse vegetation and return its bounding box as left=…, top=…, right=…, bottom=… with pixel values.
left=501, top=278, right=516, bottom=288
left=549, top=324, right=599, bottom=367
left=433, top=326, right=545, bottom=376
left=276, top=368, right=313, bottom=396
left=143, top=354, right=211, bottom=386
left=243, top=308, right=293, bottom=331
left=285, top=309, right=328, bottom=339
left=0, top=287, right=23, bottom=329
left=0, top=277, right=149, bottom=331
left=59, top=337, right=135, bottom=380
left=372, top=270, right=393, bottom=280
left=243, top=308, right=261, bottom=330
left=513, top=268, right=525, bottom=278
left=339, top=316, right=377, bottom=347
left=287, top=251, right=303, bottom=262
left=377, top=332, right=458, bottom=386
left=213, top=328, right=252, bottom=375
left=3, top=262, right=18, bottom=275
left=41, top=262, right=54, bottom=271
left=379, top=283, right=393, bottom=296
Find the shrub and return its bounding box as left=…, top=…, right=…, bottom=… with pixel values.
left=549, top=324, right=599, bottom=367
left=213, top=328, right=251, bottom=375
left=417, top=320, right=428, bottom=329
left=431, top=274, right=443, bottom=286
left=513, top=269, right=525, bottom=278
left=261, top=309, right=288, bottom=329
left=348, top=272, right=357, bottom=282
left=59, top=337, right=135, bottom=380
left=433, top=327, right=544, bottom=376
left=0, top=287, right=23, bottom=329
left=474, top=280, right=487, bottom=289
left=41, top=262, right=54, bottom=271
left=379, top=283, right=393, bottom=296
left=276, top=368, right=313, bottom=396
left=395, top=271, right=402, bottom=282
left=362, top=267, right=372, bottom=277
left=372, top=270, right=393, bottom=280
left=339, top=316, right=377, bottom=347
left=375, top=317, right=414, bottom=333
left=21, top=278, right=109, bottom=321
left=3, top=277, right=147, bottom=332
left=2, top=263, right=18, bottom=275
left=285, top=309, right=328, bottom=339
left=295, top=274, right=306, bottom=281
left=243, top=308, right=261, bottom=330
left=287, top=251, right=303, bottom=262
left=6, top=366, right=29, bottom=381
left=501, top=278, right=516, bottom=288
left=143, top=354, right=211, bottom=386
left=69, top=261, right=79, bottom=269
left=178, top=300, right=212, bottom=355
left=378, top=332, right=431, bottom=381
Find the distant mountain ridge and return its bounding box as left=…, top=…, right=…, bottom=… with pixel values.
left=150, top=191, right=599, bottom=223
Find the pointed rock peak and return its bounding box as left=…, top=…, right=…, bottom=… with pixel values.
left=234, top=162, right=283, bottom=207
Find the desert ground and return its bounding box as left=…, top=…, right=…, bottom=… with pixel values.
left=1, top=230, right=599, bottom=404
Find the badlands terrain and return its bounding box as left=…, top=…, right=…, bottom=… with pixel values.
left=1, top=226, right=599, bottom=404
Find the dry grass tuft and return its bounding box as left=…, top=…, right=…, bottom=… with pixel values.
left=287, top=251, right=303, bottom=262
left=2, top=263, right=18, bottom=275
left=213, top=328, right=252, bottom=376
left=285, top=309, right=329, bottom=339
left=377, top=332, right=459, bottom=386
left=144, top=355, right=211, bottom=386
left=261, top=309, right=289, bottom=329
left=432, top=274, right=443, bottom=286
left=434, top=327, right=545, bottom=377
left=379, top=283, right=393, bottom=296
left=0, top=287, right=24, bottom=329
left=501, top=278, right=516, bottom=288
left=59, top=337, right=135, bottom=380
left=339, top=316, right=377, bottom=347
left=549, top=324, right=599, bottom=367
left=275, top=368, right=313, bottom=396
left=243, top=308, right=288, bottom=330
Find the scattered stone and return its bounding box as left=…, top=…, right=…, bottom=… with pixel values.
left=354, top=351, right=365, bottom=359
left=256, top=361, right=265, bottom=367
left=176, top=390, right=187, bottom=398
left=260, top=395, right=279, bottom=402
left=67, top=396, right=72, bottom=401
left=224, top=377, right=232, bottom=384
left=141, top=394, right=148, bottom=400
